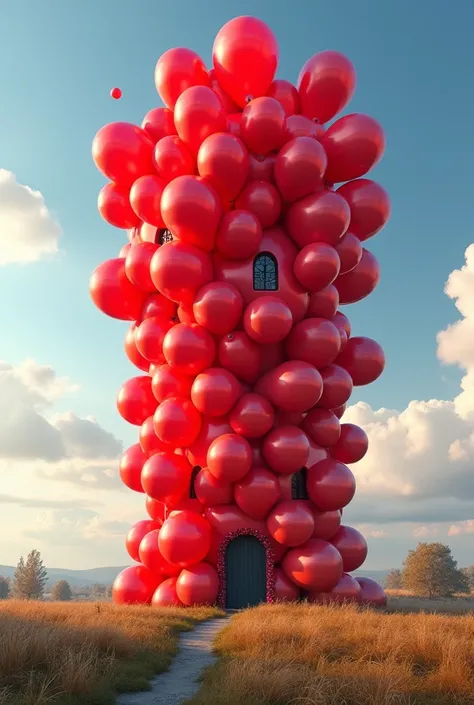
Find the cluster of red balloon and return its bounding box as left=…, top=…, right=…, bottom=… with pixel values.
left=90, top=16, right=390, bottom=610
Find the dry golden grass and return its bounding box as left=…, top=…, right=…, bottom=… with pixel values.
left=188, top=600, right=474, bottom=705
left=0, top=600, right=223, bottom=705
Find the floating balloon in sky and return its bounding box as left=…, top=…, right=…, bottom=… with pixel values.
left=91, top=14, right=390, bottom=610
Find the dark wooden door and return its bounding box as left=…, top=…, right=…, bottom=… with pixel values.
left=225, top=535, right=267, bottom=609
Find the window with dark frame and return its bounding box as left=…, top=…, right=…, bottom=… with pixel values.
left=189, top=466, right=200, bottom=499
left=157, top=229, right=173, bottom=245
left=291, top=468, right=309, bottom=500
left=253, top=252, right=278, bottom=291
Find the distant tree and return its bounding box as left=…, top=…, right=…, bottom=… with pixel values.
left=51, top=580, right=72, bottom=601
left=10, top=550, right=48, bottom=600
left=402, top=543, right=468, bottom=598
left=91, top=583, right=107, bottom=600
left=385, top=569, right=403, bottom=590
left=461, top=566, right=474, bottom=592
left=105, top=585, right=113, bottom=601
left=0, top=576, right=10, bottom=599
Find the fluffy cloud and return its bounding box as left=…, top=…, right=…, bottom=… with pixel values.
left=0, top=170, right=61, bottom=265
left=345, top=244, right=474, bottom=533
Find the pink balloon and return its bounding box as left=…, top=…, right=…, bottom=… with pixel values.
left=275, top=137, right=327, bottom=202
left=240, top=97, right=286, bottom=155
left=307, top=458, right=356, bottom=511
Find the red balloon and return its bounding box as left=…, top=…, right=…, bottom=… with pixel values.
left=163, top=323, right=216, bottom=376
left=142, top=292, right=177, bottom=321
left=124, top=324, right=150, bottom=372
left=308, top=573, right=361, bottom=604
left=311, top=507, right=342, bottom=540
left=117, top=376, right=156, bottom=425
left=119, top=444, right=146, bottom=492
left=113, top=565, right=160, bottom=605
left=331, top=525, right=368, bottom=572
left=125, top=242, right=159, bottom=292
left=275, top=137, right=327, bottom=202
left=145, top=495, right=166, bottom=523
left=154, top=397, right=202, bottom=448
left=336, top=336, right=385, bottom=385
left=332, top=404, right=346, bottom=420
left=217, top=331, right=261, bottom=383
left=208, top=68, right=239, bottom=112
left=356, top=577, right=387, bottom=607
left=230, top=393, right=274, bottom=438
left=212, top=17, right=278, bottom=107
left=322, top=114, right=385, bottom=184
left=197, top=133, right=249, bottom=203
left=110, top=87, right=122, bottom=100
left=234, top=467, right=280, bottom=520
left=139, top=529, right=180, bottom=576
left=141, top=452, right=192, bottom=504
left=235, top=180, right=281, bottom=229
left=207, top=433, right=252, bottom=482
left=307, top=458, right=356, bottom=511
left=227, top=112, right=242, bottom=137
left=92, top=122, right=154, bottom=187
left=140, top=415, right=173, bottom=456
left=331, top=423, right=368, bottom=463
left=263, top=426, right=310, bottom=474
left=191, top=368, right=241, bottom=417
left=302, top=409, right=340, bottom=447
left=153, top=135, right=195, bottom=184
left=141, top=107, right=177, bottom=143
left=337, top=179, right=391, bottom=242
left=240, top=97, right=286, bottom=155
left=332, top=311, right=351, bottom=338
left=193, top=282, right=243, bottom=335
left=174, top=85, right=226, bottom=155
left=282, top=538, right=343, bottom=591
left=307, top=285, right=339, bottom=320
left=298, top=51, right=356, bottom=124
left=135, top=316, right=174, bottom=364
left=126, top=519, right=162, bottom=562
left=90, top=258, right=148, bottom=321
left=334, top=232, right=362, bottom=274
left=98, top=183, right=139, bottom=229
left=194, top=467, right=233, bottom=506
left=318, top=364, right=353, bottom=409
left=268, top=500, right=315, bottom=546
left=161, top=175, right=222, bottom=252
left=152, top=577, right=183, bottom=606
left=150, top=240, right=213, bottom=305
left=243, top=296, right=293, bottom=345
left=267, top=79, right=300, bottom=116
left=285, top=115, right=325, bottom=141
left=248, top=153, right=276, bottom=183
left=186, top=416, right=232, bottom=468
left=159, top=510, right=211, bottom=567
left=177, top=303, right=196, bottom=324
left=274, top=567, right=300, bottom=602
left=286, top=190, right=350, bottom=248
left=119, top=242, right=132, bottom=258
left=154, top=47, right=209, bottom=109
left=130, top=175, right=166, bottom=227
left=151, top=364, right=193, bottom=403
left=286, top=318, right=340, bottom=369
left=215, top=210, right=262, bottom=260
left=176, top=562, right=219, bottom=605
left=335, top=248, right=380, bottom=304
left=294, top=243, right=340, bottom=293
left=256, top=360, right=323, bottom=413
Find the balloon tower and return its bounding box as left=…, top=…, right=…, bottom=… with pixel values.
left=90, top=16, right=390, bottom=609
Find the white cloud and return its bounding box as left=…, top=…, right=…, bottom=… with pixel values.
left=345, top=244, right=474, bottom=533
left=448, top=520, right=474, bottom=536
left=0, top=170, right=61, bottom=265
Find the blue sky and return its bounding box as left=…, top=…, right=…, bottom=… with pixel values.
left=1, top=0, right=474, bottom=569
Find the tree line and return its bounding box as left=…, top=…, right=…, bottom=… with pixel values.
left=0, top=549, right=112, bottom=601
left=385, top=542, right=473, bottom=597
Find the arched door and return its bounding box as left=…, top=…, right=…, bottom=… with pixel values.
left=225, top=535, right=266, bottom=609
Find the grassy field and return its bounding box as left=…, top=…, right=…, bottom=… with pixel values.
left=0, top=600, right=224, bottom=705
left=188, top=598, right=474, bottom=705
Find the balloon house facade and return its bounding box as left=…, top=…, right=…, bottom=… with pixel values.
left=90, top=16, right=390, bottom=609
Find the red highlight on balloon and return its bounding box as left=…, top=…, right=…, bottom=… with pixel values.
left=91, top=15, right=390, bottom=610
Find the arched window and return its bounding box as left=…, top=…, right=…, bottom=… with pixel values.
left=253, top=252, right=278, bottom=291
left=292, top=468, right=309, bottom=500
left=157, top=228, right=173, bottom=245
left=189, top=466, right=200, bottom=499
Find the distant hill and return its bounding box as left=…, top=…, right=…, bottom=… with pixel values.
left=0, top=565, right=127, bottom=587
left=0, top=565, right=392, bottom=588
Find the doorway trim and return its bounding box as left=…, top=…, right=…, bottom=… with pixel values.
left=217, top=528, right=276, bottom=608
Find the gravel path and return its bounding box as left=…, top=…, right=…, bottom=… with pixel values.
left=116, top=616, right=230, bottom=705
